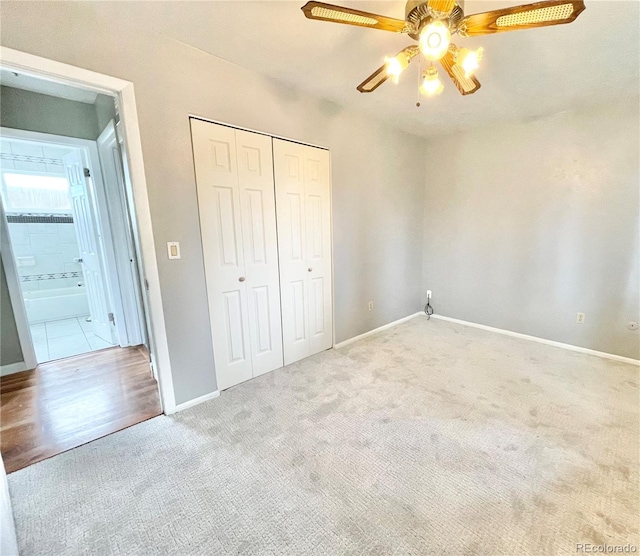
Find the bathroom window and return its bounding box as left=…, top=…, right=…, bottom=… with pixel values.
left=0, top=171, right=72, bottom=214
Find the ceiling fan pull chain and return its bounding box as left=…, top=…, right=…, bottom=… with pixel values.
left=416, top=57, right=422, bottom=107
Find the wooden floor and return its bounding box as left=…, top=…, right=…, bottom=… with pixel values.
left=1, top=347, right=161, bottom=474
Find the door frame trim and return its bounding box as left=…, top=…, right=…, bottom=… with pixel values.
left=0, top=46, right=177, bottom=413
left=96, top=120, right=147, bottom=348
left=189, top=114, right=330, bottom=152
left=0, top=199, right=38, bottom=373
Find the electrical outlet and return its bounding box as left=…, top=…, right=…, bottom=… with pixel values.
left=368, top=301, right=374, bottom=311
left=427, top=290, right=432, bottom=300
left=629, top=322, right=639, bottom=331
left=576, top=312, right=585, bottom=324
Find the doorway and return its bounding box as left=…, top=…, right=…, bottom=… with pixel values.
left=0, top=47, right=175, bottom=414
left=0, top=65, right=164, bottom=472
left=1, top=136, right=121, bottom=362
left=1, top=127, right=148, bottom=361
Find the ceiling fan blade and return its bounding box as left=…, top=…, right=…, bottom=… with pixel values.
left=356, top=46, right=419, bottom=93
left=301, top=1, right=409, bottom=33
left=356, top=66, right=389, bottom=93
left=440, top=49, right=481, bottom=95
left=428, top=0, right=457, bottom=15
left=458, top=0, right=585, bottom=36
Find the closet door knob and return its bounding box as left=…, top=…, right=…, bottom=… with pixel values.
left=308, top=268, right=313, bottom=272
left=239, top=277, right=245, bottom=282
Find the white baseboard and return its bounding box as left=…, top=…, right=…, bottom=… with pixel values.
left=430, top=314, right=640, bottom=366
left=171, top=390, right=220, bottom=413
left=334, top=312, right=423, bottom=349
left=0, top=361, right=28, bottom=377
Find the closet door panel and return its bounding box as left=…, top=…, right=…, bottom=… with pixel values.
left=273, top=139, right=310, bottom=365
left=304, top=146, right=333, bottom=355
left=235, top=130, right=284, bottom=376
left=191, top=119, right=252, bottom=390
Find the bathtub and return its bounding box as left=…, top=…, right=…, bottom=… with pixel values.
left=24, top=286, right=90, bottom=324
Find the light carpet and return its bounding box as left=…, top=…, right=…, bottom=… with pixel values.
left=8, top=316, right=639, bottom=555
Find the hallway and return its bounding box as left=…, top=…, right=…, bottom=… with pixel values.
left=0, top=346, right=161, bottom=473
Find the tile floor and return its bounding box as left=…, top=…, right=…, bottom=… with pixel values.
left=30, top=316, right=115, bottom=362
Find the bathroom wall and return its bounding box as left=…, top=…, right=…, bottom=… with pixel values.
left=7, top=217, right=82, bottom=292
left=1, top=139, right=83, bottom=298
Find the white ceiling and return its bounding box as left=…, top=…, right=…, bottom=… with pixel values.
left=21, top=1, right=640, bottom=138
left=0, top=69, right=99, bottom=104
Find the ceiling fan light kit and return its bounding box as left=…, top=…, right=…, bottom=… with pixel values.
left=301, top=0, right=585, bottom=99
left=455, top=46, right=483, bottom=78
left=420, top=66, right=445, bottom=96
left=385, top=51, right=413, bottom=83
left=419, top=20, right=451, bottom=60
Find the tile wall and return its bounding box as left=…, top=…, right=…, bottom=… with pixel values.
left=1, top=138, right=83, bottom=293
left=7, top=216, right=83, bottom=292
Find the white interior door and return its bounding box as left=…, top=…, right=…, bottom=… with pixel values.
left=63, top=150, right=113, bottom=343
left=191, top=120, right=253, bottom=390
left=235, top=130, right=284, bottom=377
left=97, top=120, right=146, bottom=347
left=303, top=147, right=333, bottom=355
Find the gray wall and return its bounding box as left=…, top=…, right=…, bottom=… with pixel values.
left=422, top=100, right=640, bottom=360
left=0, top=2, right=426, bottom=404
left=0, top=257, right=23, bottom=367
left=94, top=93, right=116, bottom=134
left=0, top=85, right=101, bottom=140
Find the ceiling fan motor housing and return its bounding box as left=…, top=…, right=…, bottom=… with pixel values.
left=405, top=0, right=465, bottom=39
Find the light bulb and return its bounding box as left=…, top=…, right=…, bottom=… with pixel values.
left=419, top=66, right=444, bottom=96
left=385, top=52, right=411, bottom=84
left=456, top=47, right=484, bottom=77
left=419, top=21, right=451, bottom=61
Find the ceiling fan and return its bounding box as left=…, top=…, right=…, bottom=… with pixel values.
left=301, top=0, right=585, bottom=98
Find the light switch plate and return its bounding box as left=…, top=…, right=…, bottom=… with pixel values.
left=167, top=242, right=181, bottom=260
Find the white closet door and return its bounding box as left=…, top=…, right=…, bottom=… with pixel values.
left=274, top=139, right=332, bottom=365
left=304, top=147, right=332, bottom=355
left=191, top=120, right=252, bottom=390
left=273, top=139, right=310, bottom=365
left=235, top=130, right=284, bottom=377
